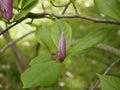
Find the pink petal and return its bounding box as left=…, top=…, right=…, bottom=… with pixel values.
left=58, top=32, right=66, bottom=61
left=0, top=0, right=13, bottom=20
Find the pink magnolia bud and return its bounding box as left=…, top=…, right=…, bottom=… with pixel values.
left=0, top=0, right=13, bottom=20
left=58, top=32, right=66, bottom=61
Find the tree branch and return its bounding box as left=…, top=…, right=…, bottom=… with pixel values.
left=0, top=31, right=34, bottom=54
left=27, top=12, right=120, bottom=25
left=0, top=28, right=31, bottom=73
left=0, top=17, right=26, bottom=36
left=33, top=42, right=40, bottom=57
left=50, top=0, right=71, bottom=7
left=1, top=12, right=120, bottom=35
left=96, top=44, right=120, bottom=57
left=72, top=39, right=120, bottom=57
left=62, top=1, right=72, bottom=14
left=70, top=0, right=78, bottom=14
left=91, top=59, right=120, bottom=90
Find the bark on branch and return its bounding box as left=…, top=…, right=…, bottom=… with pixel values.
left=96, top=44, right=120, bottom=57
left=0, top=27, right=29, bottom=73
left=1, top=12, right=120, bottom=36
left=26, top=12, right=120, bottom=25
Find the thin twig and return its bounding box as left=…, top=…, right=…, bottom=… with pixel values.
left=72, top=39, right=120, bottom=57
left=96, top=44, right=120, bottom=57
left=103, top=59, right=120, bottom=75
left=70, top=0, right=78, bottom=14
left=27, top=12, right=120, bottom=25
left=0, top=31, right=34, bottom=54
left=42, top=3, right=46, bottom=12
left=0, top=26, right=30, bottom=73
left=0, top=17, right=26, bottom=36
left=92, top=59, right=120, bottom=90
left=33, top=42, right=40, bottom=57
left=54, top=14, right=120, bottom=25
left=50, top=0, right=71, bottom=7
left=1, top=12, right=120, bottom=35
left=62, top=1, right=71, bottom=14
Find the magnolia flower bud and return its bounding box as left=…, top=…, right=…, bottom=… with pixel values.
left=58, top=32, right=66, bottom=61
left=0, top=0, right=13, bottom=20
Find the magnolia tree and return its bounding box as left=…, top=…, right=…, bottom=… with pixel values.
left=0, top=0, right=120, bottom=90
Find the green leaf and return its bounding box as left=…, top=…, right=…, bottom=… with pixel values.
left=69, top=26, right=113, bottom=53
left=52, top=19, right=72, bottom=51
left=94, top=0, right=120, bottom=19
left=0, top=14, right=2, bottom=20
left=14, top=0, right=38, bottom=21
left=98, top=74, right=120, bottom=90
left=13, top=0, right=20, bottom=9
left=30, top=54, right=52, bottom=65
left=21, top=54, right=61, bottom=88
left=21, top=0, right=37, bottom=9
left=35, top=25, right=57, bottom=53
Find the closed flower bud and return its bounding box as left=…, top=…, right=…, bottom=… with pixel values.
left=0, top=0, right=13, bottom=20
left=58, top=32, right=66, bottom=61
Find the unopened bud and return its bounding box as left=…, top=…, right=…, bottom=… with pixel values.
left=58, top=32, right=66, bottom=62
left=0, top=0, right=13, bottom=20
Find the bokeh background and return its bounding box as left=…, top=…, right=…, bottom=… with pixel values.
left=0, top=0, right=120, bottom=90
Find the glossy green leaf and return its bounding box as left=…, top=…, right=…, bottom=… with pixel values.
left=21, top=54, right=61, bottom=88
left=98, top=74, right=120, bottom=90
left=69, top=26, right=113, bottom=53
left=14, top=0, right=38, bottom=21
left=35, top=25, right=57, bottom=53
left=22, top=0, right=37, bottom=9
left=94, top=0, right=120, bottom=19
left=52, top=20, right=72, bottom=51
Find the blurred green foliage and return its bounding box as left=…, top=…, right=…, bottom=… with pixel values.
left=0, top=0, right=120, bottom=90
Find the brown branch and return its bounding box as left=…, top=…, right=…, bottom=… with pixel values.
left=103, top=59, right=120, bottom=75
left=42, top=3, right=46, bottom=12
left=27, top=12, right=120, bottom=25
left=96, top=44, right=120, bottom=57
left=0, top=28, right=22, bottom=73
left=70, top=0, right=78, bottom=14
left=50, top=0, right=71, bottom=7
left=0, top=17, right=26, bottom=36
left=54, top=14, right=120, bottom=25
left=1, top=36, right=120, bottom=59
left=0, top=28, right=31, bottom=73
left=1, top=11, right=120, bottom=36
left=91, top=59, right=120, bottom=90
left=0, top=31, right=34, bottom=54
left=72, top=39, right=120, bottom=57
left=62, top=1, right=71, bottom=14
left=33, top=42, right=40, bottom=57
